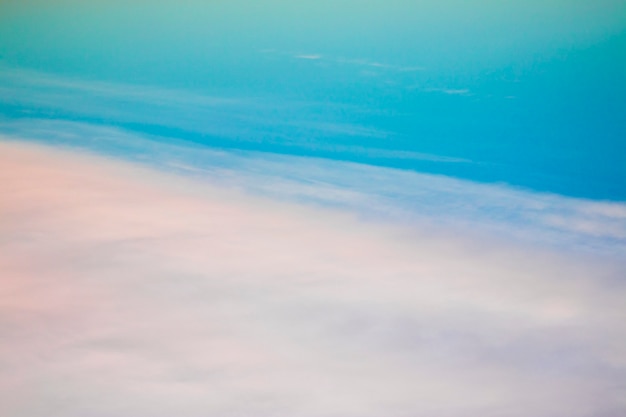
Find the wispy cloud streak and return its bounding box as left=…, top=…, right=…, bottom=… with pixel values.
left=0, top=64, right=395, bottom=147
left=290, top=52, right=426, bottom=72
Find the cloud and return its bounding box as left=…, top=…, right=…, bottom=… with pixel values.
left=0, top=63, right=393, bottom=148
left=0, top=137, right=625, bottom=417
left=2, top=119, right=624, bottom=255
left=283, top=51, right=425, bottom=73
left=294, top=54, right=323, bottom=60
left=423, top=87, right=472, bottom=96
left=304, top=143, right=472, bottom=163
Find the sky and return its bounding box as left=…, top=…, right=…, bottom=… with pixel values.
left=1, top=1, right=626, bottom=416
left=1, top=0, right=625, bottom=199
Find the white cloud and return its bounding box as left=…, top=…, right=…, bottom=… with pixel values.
left=423, top=87, right=472, bottom=96
left=283, top=52, right=425, bottom=73
left=307, top=143, right=472, bottom=163
left=0, top=137, right=625, bottom=417
left=295, top=54, right=323, bottom=60
left=1, top=118, right=625, bottom=255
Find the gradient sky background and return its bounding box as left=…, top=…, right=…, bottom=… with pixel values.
left=1, top=2, right=626, bottom=416
left=1, top=0, right=625, bottom=199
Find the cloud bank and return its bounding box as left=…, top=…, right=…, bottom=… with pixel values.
left=2, top=119, right=625, bottom=255
left=1, top=138, right=625, bottom=417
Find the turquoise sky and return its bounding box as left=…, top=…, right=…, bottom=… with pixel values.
left=1, top=0, right=625, bottom=199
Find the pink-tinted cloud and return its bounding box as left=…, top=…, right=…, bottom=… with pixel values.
left=1, top=141, right=625, bottom=417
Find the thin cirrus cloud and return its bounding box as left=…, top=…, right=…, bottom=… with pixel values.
left=270, top=54, right=470, bottom=94
left=288, top=51, right=427, bottom=72
left=0, top=63, right=395, bottom=147
left=1, top=137, right=625, bottom=417
left=294, top=54, right=323, bottom=60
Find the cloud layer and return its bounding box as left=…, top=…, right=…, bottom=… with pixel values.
left=1, top=139, right=625, bottom=417
left=3, top=119, right=625, bottom=255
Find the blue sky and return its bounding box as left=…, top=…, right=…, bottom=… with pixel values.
left=1, top=0, right=625, bottom=199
